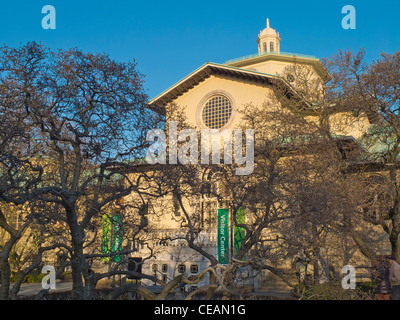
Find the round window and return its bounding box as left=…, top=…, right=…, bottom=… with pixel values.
left=201, top=95, right=232, bottom=129
left=286, top=74, right=295, bottom=83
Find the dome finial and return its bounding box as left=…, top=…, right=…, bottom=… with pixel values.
left=257, top=19, right=281, bottom=54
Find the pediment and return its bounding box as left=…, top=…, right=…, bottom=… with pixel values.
left=148, top=62, right=309, bottom=114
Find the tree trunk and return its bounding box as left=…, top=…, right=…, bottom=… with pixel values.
left=66, top=206, right=85, bottom=300
left=70, top=253, right=84, bottom=300
left=83, top=269, right=97, bottom=300
left=106, top=284, right=156, bottom=300
left=0, top=256, right=10, bottom=300
left=389, top=166, right=400, bottom=261
left=205, top=270, right=217, bottom=299
left=390, top=226, right=400, bottom=261
left=313, top=259, right=320, bottom=286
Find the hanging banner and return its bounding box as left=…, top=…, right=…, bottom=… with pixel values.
left=234, top=207, right=246, bottom=260
left=218, top=208, right=229, bottom=264
left=111, top=212, right=123, bottom=262
left=101, top=212, right=123, bottom=262
left=101, top=214, right=112, bottom=262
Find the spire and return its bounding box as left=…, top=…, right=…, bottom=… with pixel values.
left=257, top=19, right=281, bottom=54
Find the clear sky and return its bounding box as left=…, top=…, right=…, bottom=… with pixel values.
left=1, top=0, right=399, bottom=100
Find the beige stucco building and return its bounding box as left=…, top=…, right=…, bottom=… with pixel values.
left=129, top=20, right=373, bottom=293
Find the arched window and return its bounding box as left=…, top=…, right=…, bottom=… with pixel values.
left=263, top=42, right=267, bottom=52
left=270, top=42, right=274, bottom=52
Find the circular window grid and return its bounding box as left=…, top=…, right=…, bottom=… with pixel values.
left=201, top=95, right=233, bottom=129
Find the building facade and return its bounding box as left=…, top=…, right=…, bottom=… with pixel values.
left=126, top=20, right=372, bottom=293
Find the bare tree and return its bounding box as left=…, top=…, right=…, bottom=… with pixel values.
left=0, top=42, right=164, bottom=299
left=324, top=49, right=400, bottom=260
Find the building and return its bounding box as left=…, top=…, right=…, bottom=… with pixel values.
left=125, top=20, right=372, bottom=294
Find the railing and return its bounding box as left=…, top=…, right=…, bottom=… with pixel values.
left=224, top=51, right=318, bottom=64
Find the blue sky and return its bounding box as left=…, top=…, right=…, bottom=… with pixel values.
left=1, top=0, right=399, bottom=99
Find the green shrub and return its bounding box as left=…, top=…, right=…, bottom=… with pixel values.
left=10, top=272, right=46, bottom=283
left=293, top=281, right=375, bottom=300
left=24, top=273, right=46, bottom=283
left=59, top=271, right=73, bottom=281
left=10, top=270, right=73, bottom=283
left=357, top=281, right=376, bottom=295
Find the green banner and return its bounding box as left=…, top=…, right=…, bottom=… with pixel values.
left=111, top=212, right=123, bottom=262
left=101, top=214, right=112, bottom=262
left=101, top=212, right=123, bottom=263
left=234, top=207, right=246, bottom=260
left=218, top=208, right=229, bottom=264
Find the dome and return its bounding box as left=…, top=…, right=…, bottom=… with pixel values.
left=259, top=27, right=277, bottom=36
left=259, top=19, right=278, bottom=36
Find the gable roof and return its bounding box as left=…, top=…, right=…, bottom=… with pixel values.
left=224, top=51, right=332, bottom=83
left=147, top=62, right=310, bottom=114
